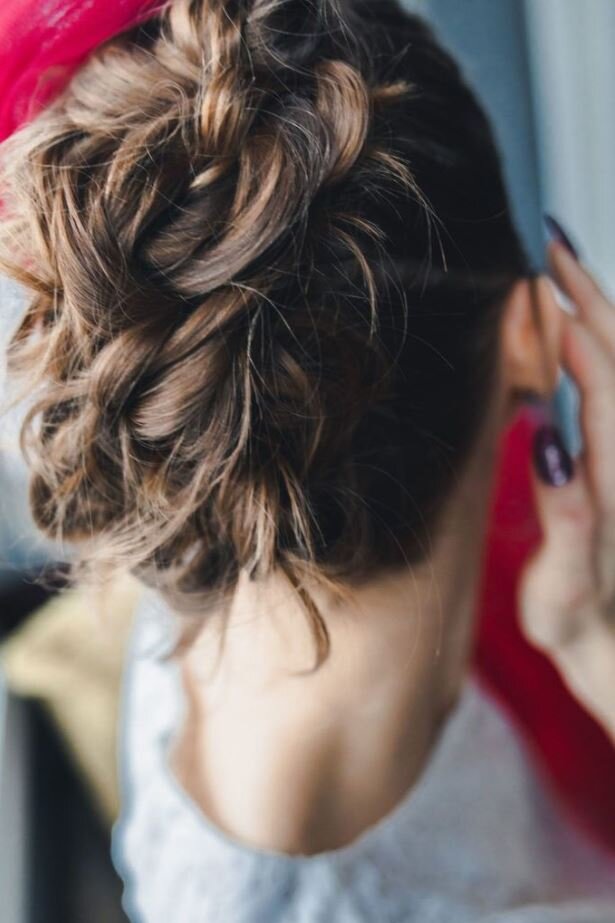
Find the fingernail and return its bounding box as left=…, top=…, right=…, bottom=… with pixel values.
left=532, top=423, right=575, bottom=487
left=543, top=213, right=580, bottom=260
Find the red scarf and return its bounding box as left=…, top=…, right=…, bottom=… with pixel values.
left=1, top=0, right=614, bottom=854
left=0, top=0, right=161, bottom=141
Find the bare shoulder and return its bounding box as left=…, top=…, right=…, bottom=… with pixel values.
left=168, top=625, right=437, bottom=857
left=166, top=566, right=442, bottom=856
left=168, top=662, right=347, bottom=856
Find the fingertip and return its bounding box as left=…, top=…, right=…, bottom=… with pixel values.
left=532, top=423, right=575, bottom=488
left=543, top=213, right=581, bottom=261
left=546, top=274, right=578, bottom=318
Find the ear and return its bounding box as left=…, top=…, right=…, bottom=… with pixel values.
left=500, top=274, right=564, bottom=410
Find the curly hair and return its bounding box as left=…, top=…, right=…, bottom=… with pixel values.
left=0, top=0, right=530, bottom=663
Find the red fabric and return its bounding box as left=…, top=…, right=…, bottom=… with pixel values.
left=1, top=0, right=614, bottom=855
left=0, top=0, right=162, bottom=142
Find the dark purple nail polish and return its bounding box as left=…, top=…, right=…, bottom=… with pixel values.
left=532, top=423, right=574, bottom=487
left=543, top=213, right=580, bottom=260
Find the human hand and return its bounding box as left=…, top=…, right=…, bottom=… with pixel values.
left=519, top=217, right=615, bottom=742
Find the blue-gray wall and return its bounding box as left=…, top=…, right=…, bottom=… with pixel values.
left=410, top=0, right=545, bottom=271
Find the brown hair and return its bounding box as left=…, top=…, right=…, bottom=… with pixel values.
left=0, top=0, right=530, bottom=662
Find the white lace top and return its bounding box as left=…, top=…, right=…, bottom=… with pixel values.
left=111, top=588, right=615, bottom=923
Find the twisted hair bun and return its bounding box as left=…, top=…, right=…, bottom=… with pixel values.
left=0, top=0, right=529, bottom=661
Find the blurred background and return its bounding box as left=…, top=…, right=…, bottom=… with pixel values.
left=0, top=1, right=611, bottom=921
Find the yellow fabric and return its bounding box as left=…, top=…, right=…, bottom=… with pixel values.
left=0, top=572, right=144, bottom=827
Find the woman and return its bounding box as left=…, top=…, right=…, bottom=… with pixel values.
left=0, top=0, right=614, bottom=919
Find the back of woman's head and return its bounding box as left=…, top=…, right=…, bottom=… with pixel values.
left=0, top=0, right=530, bottom=658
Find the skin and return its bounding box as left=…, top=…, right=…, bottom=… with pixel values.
left=169, top=240, right=615, bottom=856
left=520, top=240, right=615, bottom=739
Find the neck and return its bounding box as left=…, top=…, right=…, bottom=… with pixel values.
left=173, top=411, right=505, bottom=855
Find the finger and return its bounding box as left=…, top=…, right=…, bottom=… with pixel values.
left=561, top=315, right=615, bottom=514
left=560, top=316, right=615, bottom=598
left=554, top=618, right=615, bottom=738
left=548, top=239, right=615, bottom=355
left=522, top=454, right=600, bottom=650
left=520, top=547, right=599, bottom=652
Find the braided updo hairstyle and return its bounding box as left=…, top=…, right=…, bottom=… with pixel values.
left=0, top=0, right=530, bottom=661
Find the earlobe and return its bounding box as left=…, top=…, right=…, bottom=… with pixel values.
left=500, top=274, right=563, bottom=403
